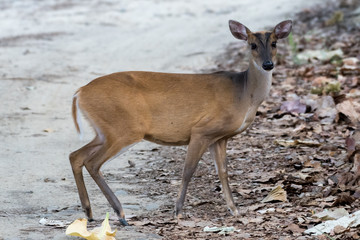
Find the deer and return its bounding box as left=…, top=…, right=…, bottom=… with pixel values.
left=69, top=19, right=292, bottom=226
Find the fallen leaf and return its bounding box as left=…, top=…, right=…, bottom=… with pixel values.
left=342, top=57, right=359, bottom=66
left=39, top=218, right=68, bottom=228
left=336, top=100, right=360, bottom=124
left=333, top=193, right=355, bottom=206
left=312, top=76, right=332, bottom=87
left=346, top=136, right=356, bottom=156
left=346, top=88, right=360, bottom=98
left=178, top=220, right=196, bottom=228
left=130, top=220, right=152, bottom=227
left=203, top=226, right=237, bottom=235
left=352, top=154, right=360, bottom=174
left=285, top=223, right=303, bottom=234
left=248, top=204, right=265, bottom=212
left=315, top=96, right=337, bottom=124
left=261, top=186, right=288, bottom=203
left=248, top=217, right=264, bottom=224
left=293, top=123, right=307, bottom=133
left=296, top=49, right=343, bottom=63
left=296, top=140, right=321, bottom=147
left=195, top=220, right=214, bottom=228
left=298, top=172, right=311, bottom=181
left=303, top=159, right=321, bottom=168
left=257, top=208, right=275, bottom=214
left=275, top=139, right=297, bottom=147
left=305, top=210, right=360, bottom=235
left=280, top=99, right=307, bottom=114
left=252, top=172, right=278, bottom=183
left=313, top=208, right=349, bottom=221
left=66, top=213, right=117, bottom=240
left=237, top=217, right=249, bottom=225
left=275, top=139, right=320, bottom=147
left=341, top=57, right=360, bottom=74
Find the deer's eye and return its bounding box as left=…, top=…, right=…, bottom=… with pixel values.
left=271, top=41, right=277, bottom=48
left=251, top=43, right=257, bottom=50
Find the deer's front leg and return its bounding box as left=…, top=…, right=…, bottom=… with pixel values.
left=175, top=135, right=210, bottom=218
left=210, top=138, right=239, bottom=216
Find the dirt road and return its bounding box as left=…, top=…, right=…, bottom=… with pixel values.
left=0, top=0, right=326, bottom=239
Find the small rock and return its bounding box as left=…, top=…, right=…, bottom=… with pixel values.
left=43, top=128, right=54, bottom=133
left=128, top=160, right=136, bottom=168
left=44, top=177, right=56, bottom=183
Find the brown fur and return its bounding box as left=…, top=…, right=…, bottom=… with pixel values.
left=247, top=31, right=278, bottom=67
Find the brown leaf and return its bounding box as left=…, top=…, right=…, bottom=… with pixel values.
left=292, top=123, right=307, bottom=133
left=261, top=186, right=288, bottom=203
left=343, top=57, right=359, bottom=66
left=303, top=159, right=321, bottom=168
left=178, top=220, right=196, bottom=228
left=332, top=193, right=355, bottom=206
left=337, top=172, right=355, bottom=187
left=131, top=220, right=153, bottom=226
left=275, top=139, right=320, bottom=147
left=285, top=223, right=304, bottom=234
left=352, top=154, right=360, bottom=176
left=248, top=217, right=264, bottom=224
left=252, top=172, right=278, bottom=183
left=346, top=88, right=360, bottom=98
left=346, top=136, right=356, bottom=156
left=336, top=100, right=360, bottom=124
left=354, top=188, right=360, bottom=199
left=312, top=76, right=332, bottom=87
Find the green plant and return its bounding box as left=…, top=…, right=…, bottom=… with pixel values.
left=288, top=32, right=301, bottom=65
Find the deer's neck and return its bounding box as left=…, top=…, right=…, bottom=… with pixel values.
left=245, top=59, right=272, bottom=106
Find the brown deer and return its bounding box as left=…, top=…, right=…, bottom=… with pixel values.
left=69, top=19, right=292, bottom=225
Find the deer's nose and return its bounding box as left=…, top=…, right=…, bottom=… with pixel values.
left=262, top=60, right=274, bottom=71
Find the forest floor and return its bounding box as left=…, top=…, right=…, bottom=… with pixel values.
left=124, top=1, right=360, bottom=239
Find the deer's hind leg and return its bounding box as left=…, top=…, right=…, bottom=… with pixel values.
left=82, top=133, right=142, bottom=226
left=69, top=135, right=102, bottom=220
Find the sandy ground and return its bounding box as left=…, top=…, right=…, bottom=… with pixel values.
left=0, top=0, right=328, bottom=239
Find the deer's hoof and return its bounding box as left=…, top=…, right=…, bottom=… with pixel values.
left=119, top=218, right=129, bottom=226
left=231, top=208, right=240, bottom=216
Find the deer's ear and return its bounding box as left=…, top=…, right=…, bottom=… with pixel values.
left=274, top=20, right=292, bottom=39
left=229, top=20, right=250, bottom=41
